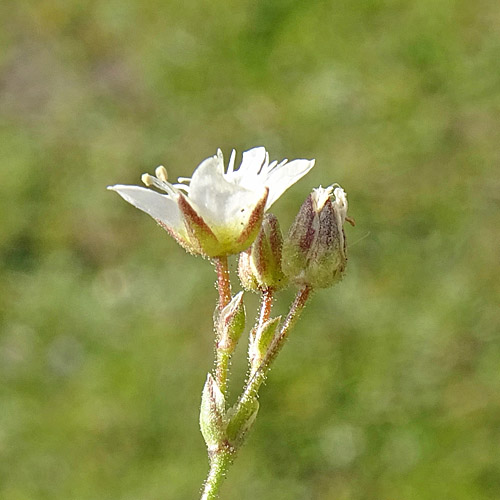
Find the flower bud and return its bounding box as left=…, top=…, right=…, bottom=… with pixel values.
left=238, top=214, right=287, bottom=292
left=200, top=373, right=226, bottom=451
left=226, top=397, right=259, bottom=448
left=282, top=185, right=349, bottom=289
left=217, top=292, right=246, bottom=354
left=248, top=316, right=281, bottom=375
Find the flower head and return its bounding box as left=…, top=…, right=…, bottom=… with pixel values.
left=108, top=147, right=315, bottom=257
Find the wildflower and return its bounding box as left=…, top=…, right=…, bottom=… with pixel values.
left=108, top=147, right=314, bottom=257
left=282, top=185, right=350, bottom=289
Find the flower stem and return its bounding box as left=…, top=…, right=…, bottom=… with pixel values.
left=268, top=285, right=311, bottom=365
left=242, top=285, right=311, bottom=401
left=249, top=288, right=274, bottom=347
left=205, top=269, right=311, bottom=499
left=213, top=256, right=232, bottom=395
left=258, top=288, right=274, bottom=329
left=200, top=447, right=235, bottom=500
left=214, top=256, right=231, bottom=309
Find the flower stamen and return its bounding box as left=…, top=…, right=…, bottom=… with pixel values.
left=173, top=184, right=189, bottom=192
left=155, top=166, right=168, bottom=182
left=142, top=171, right=179, bottom=198
left=141, top=173, right=155, bottom=187
left=311, top=185, right=334, bottom=212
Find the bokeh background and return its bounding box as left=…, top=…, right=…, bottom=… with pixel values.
left=1, top=1, right=500, bottom=499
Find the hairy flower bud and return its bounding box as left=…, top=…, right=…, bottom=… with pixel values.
left=248, top=316, right=281, bottom=375
left=238, top=214, right=287, bottom=292
left=200, top=374, right=226, bottom=451
left=226, top=397, right=259, bottom=448
left=217, top=292, right=246, bottom=354
left=282, top=185, right=349, bottom=289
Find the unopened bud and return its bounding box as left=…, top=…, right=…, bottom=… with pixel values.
left=282, top=185, right=349, bottom=289
left=238, top=214, right=287, bottom=292
left=217, top=291, right=245, bottom=354
left=248, top=316, right=281, bottom=374
left=226, top=397, right=259, bottom=448
left=200, top=373, right=226, bottom=451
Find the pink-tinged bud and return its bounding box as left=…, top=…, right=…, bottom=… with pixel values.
left=238, top=214, right=287, bottom=292
left=282, top=186, right=350, bottom=289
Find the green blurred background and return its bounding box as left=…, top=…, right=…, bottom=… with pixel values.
left=1, top=0, right=499, bottom=499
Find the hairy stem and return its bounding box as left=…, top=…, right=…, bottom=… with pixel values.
left=200, top=447, right=235, bottom=500
left=200, top=257, right=236, bottom=499
left=214, top=256, right=231, bottom=309
left=203, top=266, right=312, bottom=499
left=257, top=288, right=274, bottom=329
left=242, top=285, right=311, bottom=402
left=249, top=288, right=274, bottom=347
left=213, top=256, right=232, bottom=394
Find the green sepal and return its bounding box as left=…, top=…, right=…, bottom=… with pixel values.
left=249, top=316, right=281, bottom=374
left=226, top=397, right=260, bottom=448
left=200, top=373, right=227, bottom=451
left=217, top=292, right=245, bottom=354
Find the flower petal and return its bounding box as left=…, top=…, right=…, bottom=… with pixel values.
left=206, top=188, right=269, bottom=255
left=264, top=159, right=315, bottom=209
left=236, top=188, right=269, bottom=246
left=188, top=153, right=267, bottom=228
left=237, top=146, right=267, bottom=177
left=107, top=185, right=183, bottom=230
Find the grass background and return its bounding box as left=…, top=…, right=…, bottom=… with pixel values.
left=1, top=0, right=499, bottom=499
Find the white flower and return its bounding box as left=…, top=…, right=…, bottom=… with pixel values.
left=108, top=146, right=315, bottom=257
